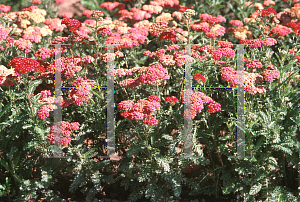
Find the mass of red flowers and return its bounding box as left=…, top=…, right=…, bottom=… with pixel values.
left=8, top=57, right=45, bottom=75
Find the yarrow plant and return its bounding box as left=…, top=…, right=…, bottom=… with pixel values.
left=0, top=0, right=300, bottom=202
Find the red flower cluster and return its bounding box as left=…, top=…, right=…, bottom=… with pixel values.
left=139, top=62, right=169, bottom=85
left=218, top=41, right=233, bottom=48
left=219, top=67, right=237, bottom=87
left=244, top=58, right=263, bottom=72
left=270, top=24, right=292, bottom=37
left=8, top=57, right=45, bottom=75
left=199, top=14, right=226, bottom=24
left=61, top=18, right=82, bottom=32
left=164, top=96, right=179, bottom=105
left=239, top=39, right=263, bottom=48
left=159, top=30, right=177, bottom=41
left=287, top=22, right=300, bottom=36
left=194, top=74, right=206, bottom=83
left=118, top=95, right=160, bottom=126
left=68, top=78, right=95, bottom=106
left=180, top=90, right=220, bottom=119
left=207, top=101, right=222, bottom=113
left=257, top=8, right=276, bottom=16
left=48, top=121, right=80, bottom=147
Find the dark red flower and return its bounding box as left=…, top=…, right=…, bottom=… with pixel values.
left=258, top=8, right=276, bottom=16
left=194, top=74, right=206, bottom=82
left=287, top=22, right=300, bottom=36
left=159, top=30, right=178, bottom=41
left=8, top=57, right=45, bottom=74
left=61, top=18, right=82, bottom=32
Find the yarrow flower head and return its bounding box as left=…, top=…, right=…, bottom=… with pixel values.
left=229, top=20, right=243, bottom=27
left=207, top=101, right=222, bottom=113
left=257, top=8, right=276, bottom=17
left=262, top=70, right=280, bottom=82
left=262, top=38, right=277, bottom=46
left=117, top=100, right=134, bottom=110
left=97, top=26, right=112, bottom=36
left=8, top=57, right=45, bottom=75
left=143, top=115, right=158, bottom=126
left=61, top=18, right=82, bottom=32
left=180, top=90, right=220, bottom=119
left=194, top=74, right=206, bottom=83
left=68, top=77, right=95, bottom=106
left=164, top=96, right=179, bottom=104
left=48, top=121, right=80, bottom=147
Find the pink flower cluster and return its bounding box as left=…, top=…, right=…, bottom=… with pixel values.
left=239, top=39, right=263, bottom=48
left=47, top=57, right=85, bottom=80
left=210, top=48, right=235, bottom=59
left=261, top=38, right=277, bottom=46
left=115, top=8, right=151, bottom=21
left=190, top=22, right=210, bottom=32
left=139, top=62, right=169, bottom=85
left=229, top=20, right=243, bottom=27
left=198, top=46, right=235, bottom=60
left=142, top=5, right=163, bottom=14
left=218, top=40, right=233, bottom=48
left=14, top=38, right=33, bottom=53
left=111, top=68, right=133, bottom=78
left=106, top=27, right=148, bottom=49
left=0, top=27, right=11, bottom=41
left=150, top=0, right=179, bottom=8
left=37, top=90, right=55, bottom=119
left=48, top=121, right=80, bottom=147
left=97, top=26, right=112, bottom=36
left=0, top=4, right=11, bottom=12
left=34, top=47, right=55, bottom=59
left=118, top=95, right=160, bottom=126
left=220, top=68, right=267, bottom=95
left=244, top=58, right=263, bottom=72
left=180, top=90, right=220, bottom=119
left=270, top=24, right=292, bottom=37
left=219, top=67, right=237, bottom=87
left=44, top=18, right=66, bottom=32
left=244, top=85, right=266, bottom=95
left=205, top=25, right=226, bottom=39
left=199, top=14, right=226, bottom=24
left=118, top=78, right=141, bottom=88
left=37, top=90, right=70, bottom=119
left=100, top=2, right=125, bottom=11
left=68, top=78, right=95, bottom=106
left=262, top=70, right=280, bottom=82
